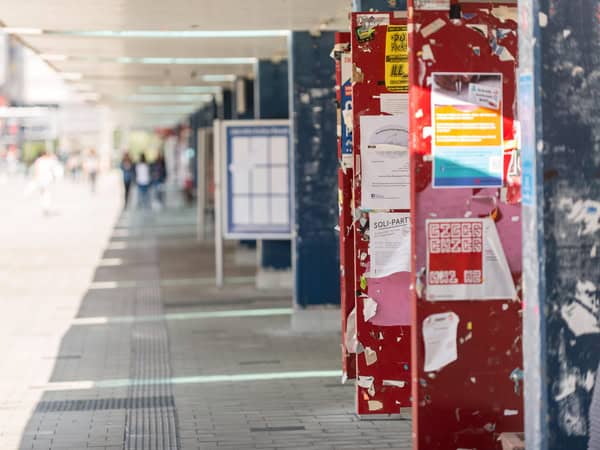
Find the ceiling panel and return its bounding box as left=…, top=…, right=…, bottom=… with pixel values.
left=0, top=0, right=349, bottom=31
left=0, top=0, right=349, bottom=127
left=23, top=35, right=288, bottom=59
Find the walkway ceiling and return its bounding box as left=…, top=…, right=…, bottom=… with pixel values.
left=0, top=0, right=350, bottom=128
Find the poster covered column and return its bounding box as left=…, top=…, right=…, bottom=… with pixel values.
left=408, top=3, right=523, bottom=449
left=352, top=11, right=412, bottom=415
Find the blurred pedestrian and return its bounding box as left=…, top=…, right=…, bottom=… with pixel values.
left=31, top=150, right=62, bottom=215
left=135, top=153, right=151, bottom=209
left=84, top=149, right=99, bottom=193
left=120, top=152, right=135, bottom=207
left=151, top=151, right=167, bottom=208
left=66, top=152, right=81, bottom=181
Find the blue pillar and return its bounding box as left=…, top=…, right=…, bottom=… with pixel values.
left=255, top=59, right=292, bottom=270
left=520, top=0, right=600, bottom=449
left=188, top=112, right=199, bottom=188
left=220, top=88, right=233, bottom=120
left=289, top=31, right=339, bottom=307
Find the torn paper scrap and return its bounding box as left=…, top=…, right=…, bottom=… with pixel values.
left=357, top=376, right=375, bottom=389
left=491, top=6, right=518, bottom=23
left=368, top=400, right=384, bottom=411
left=364, top=347, right=378, bottom=366
left=423, top=312, right=459, bottom=372
left=380, top=93, right=409, bottom=115
left=363, top=297, right=378, bottom=322
left=421, top=18, right=446, bottom=38
left=561, top=302, right=600, bottom=337
left=421, top=44, right=435, bottom=61
left=383, top=380, right=407, bottom=388
left=344, top=307, right=358, bottom=353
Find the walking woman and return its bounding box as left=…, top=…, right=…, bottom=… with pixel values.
left=135, top=153, right=151, bottom=209
left=120, top=152, right=135, bottom=207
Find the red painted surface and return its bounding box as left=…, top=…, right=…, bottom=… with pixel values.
left=335, top=32, right=356, bottom=381
left=352, top=12, right=412, bottom=415
left=408, top=3, right=523, bottom=449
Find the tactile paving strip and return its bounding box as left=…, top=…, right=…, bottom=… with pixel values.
left=124, top=282, right=180, bottom=450
left=35, top=396, right=175, bottom=413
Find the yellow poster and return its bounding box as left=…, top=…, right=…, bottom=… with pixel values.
left=385, top=25, right=408, bottom=93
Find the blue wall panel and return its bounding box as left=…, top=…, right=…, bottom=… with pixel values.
left=290, top=31, right=340, bottom=307
left=256, top=59, right=292, bottom=270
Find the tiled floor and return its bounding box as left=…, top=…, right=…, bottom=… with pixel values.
left=0, top=174, right=411, bottom=449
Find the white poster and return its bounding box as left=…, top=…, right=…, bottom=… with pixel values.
left=369, top=212, right=411, bottom=278
left=426, top=217, right=516, bottom=301
left=360, top=115, right=410, bottom=210
left=423, top=311, right=459, bottom=372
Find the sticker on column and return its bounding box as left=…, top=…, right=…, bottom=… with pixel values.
left=431, top=73, right=504, bottom=188
left=355, top=14, right=390, bottom=43
left=360, top=115, right=410, bottom=210
left=341, top=51, right=354, bottom=168
left=425, top=217, right=516, bottom=301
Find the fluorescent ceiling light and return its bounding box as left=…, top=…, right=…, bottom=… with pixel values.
left=1, top=27, right=43, bottom=35
left=115, top=57, right=256, bottom=65
left=124, top=94, right=213, bottom=103
left=39, top=53, right=68, bottom=61
left=60, top=72, right=83, bottom=80
left=138, top=86, right=221, bottom=94
left=141, top=105, right=197, bottom=114
left=50, top=29, right=289, bottom=38
left=201, top=74, right=236, bottom=82
left=44, top=56, right=254, bottom=65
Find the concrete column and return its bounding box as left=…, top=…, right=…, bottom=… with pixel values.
left=520, top=0, right=600, bottom=449
left=255, top=59, right=293, bottom=289
left=289, top=31, right=340, bottom=331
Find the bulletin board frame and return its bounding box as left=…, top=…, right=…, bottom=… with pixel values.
left=220, top=119, right=293, bottom=240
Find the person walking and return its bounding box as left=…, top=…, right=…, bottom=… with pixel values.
left=151, top=151, right=167, bottom=208
left=135, top=153, right=151, bottom=209
left=84, top=149, right=99, bottom=193
left=31, top=150, right=62, bottom=215
left=120, top=152, right=135, bottom=207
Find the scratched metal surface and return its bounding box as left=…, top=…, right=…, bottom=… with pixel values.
left=335, top=32, right=358, bottom=380
left=520, top=0, right=600, bottom=448
left=352, top=12, right=413, bottom=415
left=290, top=31, right=341, bottom=307
left=408, top=3, right=523, bottom=449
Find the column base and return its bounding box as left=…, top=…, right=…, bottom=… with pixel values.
left=256, top=268, right=293, bottom=290
left=291, top=306, right=340, bottom=334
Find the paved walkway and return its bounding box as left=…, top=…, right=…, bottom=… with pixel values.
left=0, top=173, right=411, bottom=450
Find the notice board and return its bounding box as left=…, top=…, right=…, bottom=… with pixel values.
left=408, top=2, right=523, bottom=449
left=220, top=120, right=292, bottom=240
left=352, top=11, right=412, bottom=416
